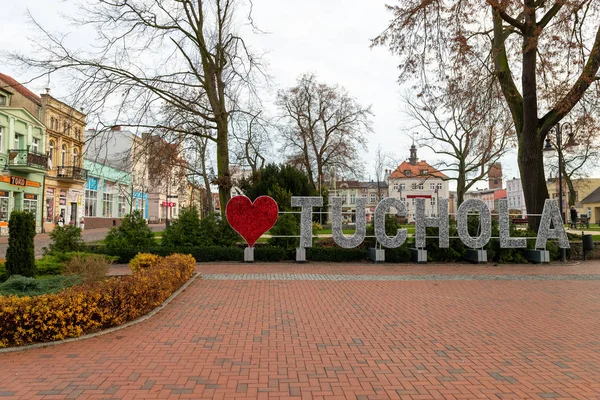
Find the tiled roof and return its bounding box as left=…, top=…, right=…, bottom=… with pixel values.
left=389, top=161, right=447, bottom=179
left=581, top=186, right=600, bottom=204
left=0, top=73, right=42, bottom=105
left=494, top=189, right=507, bottom=200
left=336, top=180, right=388, bottom=189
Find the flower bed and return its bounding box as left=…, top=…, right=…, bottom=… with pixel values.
left=0, top=254, right=196, bottom=348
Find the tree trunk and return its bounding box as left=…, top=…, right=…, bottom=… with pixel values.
left=456, top=174, right=466, bottom=210
left=216, top=117, right=231, bottom=217
left=518, top=132, right=548, bottom=231
left=521, top=13, right=547, bottom=232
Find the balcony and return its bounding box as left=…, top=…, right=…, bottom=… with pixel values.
left=55, top=166, right=88, bottom=182
left=8, top=149, right=48, bottom=172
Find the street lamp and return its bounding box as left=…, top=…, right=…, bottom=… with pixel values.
left=543, top=121, right=578, bottom=261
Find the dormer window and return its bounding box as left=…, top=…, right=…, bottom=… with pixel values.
left=0, top=95, right=6, bottom=106
left=404, top=170, right=411, bottom=176
left=421, top=169, right=428, bottom=175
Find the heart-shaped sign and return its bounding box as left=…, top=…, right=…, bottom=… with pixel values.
left=226, top=195, right=279, bottom=247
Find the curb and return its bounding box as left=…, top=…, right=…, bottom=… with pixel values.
left=0, top=272, right=201, bottom=354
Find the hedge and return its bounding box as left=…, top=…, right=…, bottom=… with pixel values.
left=0, top=253, right=196, bottom=348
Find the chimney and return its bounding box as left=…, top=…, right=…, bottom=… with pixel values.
left=45, top=87, right=50, bottom=95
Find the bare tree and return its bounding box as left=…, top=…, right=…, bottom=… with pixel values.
left=276, top=73, right=373, bottom=189
left=406, top=78, right=512, bottom=207
left=11, top=0, right=265, bottom=216
left=230, top=108, right=271, bottom=176
left=373, top=0, right=600, bottom=229
left=373, top=144, right=397, bottom=201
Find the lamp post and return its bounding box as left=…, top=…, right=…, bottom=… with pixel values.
left=543, top=122, right=578, bottom=262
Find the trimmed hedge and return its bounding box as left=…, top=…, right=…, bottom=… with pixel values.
left=0, top=253, right=196, bottom=348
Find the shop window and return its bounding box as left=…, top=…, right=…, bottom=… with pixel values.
left=0, top=191, right=9, bottom=222
left=85, top=189, right=97, bottom=217
left=46, top=188, right=55, bottom=222
left=103, top=193, right=113, bottom=217
left=23, top=194, right=38, bottom=222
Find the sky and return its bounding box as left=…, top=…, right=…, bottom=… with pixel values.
left=0, top=0, right=525, bottom=190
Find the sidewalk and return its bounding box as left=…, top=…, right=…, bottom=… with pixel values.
left=0, top=223, right=165, bottom=258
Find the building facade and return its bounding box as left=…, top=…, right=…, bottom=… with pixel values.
left=387, top=145, right=449, bottom=222
left=546, top=178, right=600, bottom=220
left=40, top=90, right=87, bottom=231
left=85, top=126, right=149, bottom=223
left=332, top=180, right=389, bottom=223
left=0, top=74, right=48, bottom=234
left=83, top=159, right=138, bottom=229
left=506, top=178, right=527, bottom=217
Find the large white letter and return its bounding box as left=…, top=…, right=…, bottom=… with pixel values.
left=374, top=198, right=408, bottom=248
left=498, top=199, right=526, bottom=248
left=415, top=198, right=449, bottom=248
left=456, top=199, right=491, bottom=248
left=291, top=196, right=323, bottom=248
left=331, top=197, right=366, bottom=248
left=535, top=199, right=570, bottom=249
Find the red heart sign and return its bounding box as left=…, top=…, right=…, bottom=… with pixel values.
left=226, top=195, right=279, bottom=247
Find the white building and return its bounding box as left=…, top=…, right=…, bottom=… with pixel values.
left=506, top=178, right=527, bottom=217
left=388, top=145, right=449, bottom=222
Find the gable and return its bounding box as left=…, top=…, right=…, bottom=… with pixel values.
left=0, top=107, right=44, bottom=128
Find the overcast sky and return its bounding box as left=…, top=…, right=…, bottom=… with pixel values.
left=0, top=0, right=524, bottom=188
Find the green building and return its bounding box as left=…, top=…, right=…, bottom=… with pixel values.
left=0, top=74, right=48, bottom=234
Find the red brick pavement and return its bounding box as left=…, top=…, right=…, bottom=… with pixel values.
left=2, top=264, right=600, bottom=399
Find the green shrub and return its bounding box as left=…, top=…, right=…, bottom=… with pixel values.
left=307, top=247, right=368, bottom=262
left=0, top=275, right=81, bottom=297
left=6, top=211, right=36, bottom=277
left=36, top=255, right=64, bottom=276
left=47, top=225, right=84, bottom=253
left=268, top=214, right=300, bottom=249
left=0, top=261, right=7, bottom=283
left=162, top=207, right=202, bottom=247
left=254, top=246, right=292, bottom=261
left=104, top=211, right=156, bottom=252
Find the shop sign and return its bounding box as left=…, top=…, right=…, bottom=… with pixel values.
left=25, top=194, right=38, bottom=200
left=161, top=201, right=176, bottom=207
left=46, top=188, right=55, bottom=197
left=0, top=191, right=8, bottom=197
left=9, top=176, right=26, bottom=187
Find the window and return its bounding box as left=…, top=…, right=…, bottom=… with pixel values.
left=411, top=183, right=417, bottom=190
left=48, top=140, right=55, bottom=164
left=32, top=138, right=39, bottom=153
left=14, top=134, right=21, bottom=150
left=118, top=195, right=127, bottom=217
left=23, top=194, right=38, bottom=222
left=431, top=197, right=436, bottom=205
left=418, top=183, right=424, bottom=190
left=50, top=117, right=54, bottom=130
left=400, top=183, right=405, bottom=190
left=85, top=189, right=97, bottom=217
left=421, top=170, right=428, bottom=175
left=430, top=183, right=435, bottom=190
left=61, top=144, right=67, bottom=166
left=0, top=95, right=6, bottom=106
left=0, top=126, right=3, bottom=153
left=72, top=148, right=78, bottom=167
left=0, top=190, right=9, bottom=222
left=404, top=170, right=411, bottom=176
left=370, top=194, right=376, bottom=203
left=45, top=188, right=55, bottom=222
left=63, top=121, right=68, bottom=134
left=350, top=194, right=356, bottom=204
left=436, top=183, right=443, bottom=190
left=393, top=183, right=398, bottom=190
left=103, top=193, right=113, bottom=217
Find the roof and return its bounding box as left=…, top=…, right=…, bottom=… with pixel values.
left=581, top=186, right=600, bottom=204
left=389, top=160, right=448, bottom=179
left=336, top=180, right=388, bottom=189
left=0, top=73, right=42, bottom=105
left=494, top=189, right=507, bottom=200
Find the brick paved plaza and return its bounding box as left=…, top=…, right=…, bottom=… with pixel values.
left=2, top=262, right=600, bottom=399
